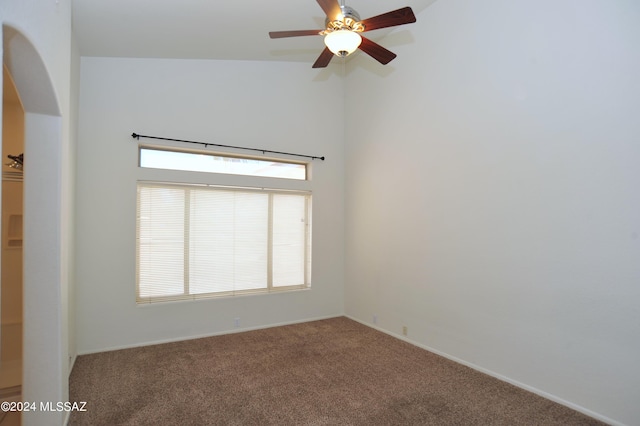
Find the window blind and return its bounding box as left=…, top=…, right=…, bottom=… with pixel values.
left=136, top=182, right=311, bottom=303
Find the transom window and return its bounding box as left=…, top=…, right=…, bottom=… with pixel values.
left=139, top=147, right=307, bottom=180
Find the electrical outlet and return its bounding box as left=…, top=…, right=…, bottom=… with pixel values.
left=373, top=315, right=378, bottom=325
left=234, top=318, right=240, bottom=328
left=402, top=325, right=408, bottom=336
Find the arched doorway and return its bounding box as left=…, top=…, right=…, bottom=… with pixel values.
left=0, top=62, right=24, bottom=408
left=2, top=24, right=67, bottom=425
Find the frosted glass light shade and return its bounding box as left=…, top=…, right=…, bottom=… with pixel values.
left=324, top=29, right=362, bottom=57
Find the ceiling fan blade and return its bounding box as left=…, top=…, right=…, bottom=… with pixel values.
left=361, top=7, right=417, bottom=32
left=269, top=30, right=323, bottom=39
left=316, top=0, right=342, bottom=21
left=358, top=36, right=397, bottom=65
left=312, top=47, right=334, bottom=68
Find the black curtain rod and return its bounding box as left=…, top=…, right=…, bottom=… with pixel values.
left=132, top=133, right=325, bottom=161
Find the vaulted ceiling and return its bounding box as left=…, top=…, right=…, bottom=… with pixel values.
left=72, top=0, right=437, bottom=64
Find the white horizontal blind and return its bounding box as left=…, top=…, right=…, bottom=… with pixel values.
left=189, top=190, right=268, bottom=294
left=272, top=194, right=309, bottom=287
left=137, top=182, right=311, bottom=303
left=137, top=186, right=185, bottom=298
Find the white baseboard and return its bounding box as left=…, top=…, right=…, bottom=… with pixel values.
left=76, top=313, right=343, bottom=356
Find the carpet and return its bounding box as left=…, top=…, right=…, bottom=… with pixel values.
left=69, top=317, right=606, bottom=425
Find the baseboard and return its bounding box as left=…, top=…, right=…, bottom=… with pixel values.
left=344, top=315, right=622, bottom=426
left=76, top=313, right=344, bottom=356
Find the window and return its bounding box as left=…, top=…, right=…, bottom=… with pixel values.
left=136, top=182, right=311, bottom=303
left=140, top=147, right=307, bottom=180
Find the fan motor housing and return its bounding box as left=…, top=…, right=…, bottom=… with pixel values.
left=325, top=5, right=364, bottom=32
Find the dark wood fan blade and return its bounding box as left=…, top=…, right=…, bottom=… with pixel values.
left=317, top=0, right=342, bottom=20
left=312, top=47, right=334, bottom=68
left=269, top=30, right=323, bottom=39
left=358, top=36, right=397, bottom=65
left=361, top=7, right=417, bottom=32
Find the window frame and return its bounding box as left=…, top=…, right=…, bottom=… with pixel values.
left=136, top=145, right=314, bottom=304
left=139, top=145, right=309, bottom=181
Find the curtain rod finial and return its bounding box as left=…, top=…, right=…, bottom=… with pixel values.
left=132, top=133, right=139, bottom=139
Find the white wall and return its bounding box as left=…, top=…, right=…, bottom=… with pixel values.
left=75, top=57, right=345, bottom=353
left=68, top=19, right=80, bottom=376
left=344, top=1, right=640, bottom=425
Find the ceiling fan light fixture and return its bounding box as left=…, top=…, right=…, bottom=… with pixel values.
left=324, top=29, right=362, bottom=57
left=269, top=3, right=416, bottom=68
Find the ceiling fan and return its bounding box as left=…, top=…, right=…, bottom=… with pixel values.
left=269, top=0, right=417, bottom=68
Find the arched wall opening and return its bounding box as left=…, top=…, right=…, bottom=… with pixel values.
left=2, top=24, right=67, bottom=425
left=1, top=62, right=24, bottom=402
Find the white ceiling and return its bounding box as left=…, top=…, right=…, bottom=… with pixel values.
left=72, top=0, right=437, bottom=64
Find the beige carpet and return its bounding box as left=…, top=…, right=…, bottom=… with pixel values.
left=69, top=317, right=606, bottom=425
